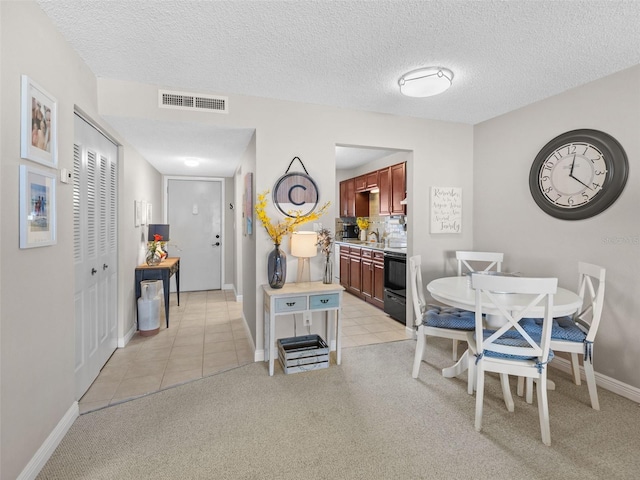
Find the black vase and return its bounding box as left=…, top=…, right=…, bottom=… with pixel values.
left=267, top=244, right=287, bottom=289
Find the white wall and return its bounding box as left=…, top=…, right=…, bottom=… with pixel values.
left=96, top=77, right=474, bottom=354
left=474, top=66, right=640, bottom=389
left=0, top=3, right=162, bottom=478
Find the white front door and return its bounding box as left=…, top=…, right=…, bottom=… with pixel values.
left=167, top=178, right=223, bottom=291
left=73, top=114, right=118, bottom=399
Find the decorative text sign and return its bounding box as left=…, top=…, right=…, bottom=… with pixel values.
left=430, top=187, right=462, bottom=234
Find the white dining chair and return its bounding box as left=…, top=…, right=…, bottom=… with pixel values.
left=472, top=273, right=558, bottom=446
left=519, top=262, right=605, bottom=410
left=451, top=251, right=505, bottom=359
left=410, top=255, right=476, bottom=394
left=456, top=251, right=504, bottom=277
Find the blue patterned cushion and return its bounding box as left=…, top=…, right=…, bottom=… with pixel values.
left=520, top=316, right=587, bottom=343
left=478, top=330, right=555, bottom=362
left=423, top=306, right=475, bottom=330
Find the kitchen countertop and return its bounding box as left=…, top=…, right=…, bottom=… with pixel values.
left=336, top=239, right=407, bottom=255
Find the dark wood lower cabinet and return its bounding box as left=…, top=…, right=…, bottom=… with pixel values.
left=339, top=244, right=385, bottom=311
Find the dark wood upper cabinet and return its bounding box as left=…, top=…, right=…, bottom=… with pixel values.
left=390, top=162, right=406, bottom=215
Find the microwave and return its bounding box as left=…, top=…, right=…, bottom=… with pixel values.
left=342, top=224, right=360, bottom=239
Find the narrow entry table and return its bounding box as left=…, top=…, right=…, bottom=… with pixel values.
left=263, top=282, right=345, bottom=376
left=135, top=257, right=180, bottom=328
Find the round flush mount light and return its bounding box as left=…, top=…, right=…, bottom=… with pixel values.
left=184, top=158, right=200, bottom=167
left=398, top=67, right=454, bottom=97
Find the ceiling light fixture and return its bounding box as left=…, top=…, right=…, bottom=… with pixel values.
left=184, top=158, right=200, bottom=167
left=398, top=67, right=453, bottom=98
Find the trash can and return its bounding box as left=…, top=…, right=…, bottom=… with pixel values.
left=138, top=280, right=161, bottom=336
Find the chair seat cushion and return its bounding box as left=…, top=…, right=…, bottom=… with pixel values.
left=423, top=305, right=475, bottom=330
left=520, top=316, right=587, bottom=343
left=477, top=329, right=555, bottom=362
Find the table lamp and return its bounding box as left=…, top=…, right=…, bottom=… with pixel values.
left=291, top=231, right=318, bottom=283
left=148, top=224, right=170, bottom=255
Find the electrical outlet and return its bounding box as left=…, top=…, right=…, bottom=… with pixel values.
left=303, top=312, right=312, bottom=327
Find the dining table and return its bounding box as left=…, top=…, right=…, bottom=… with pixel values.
left=426, top=275, right=582, bottom=382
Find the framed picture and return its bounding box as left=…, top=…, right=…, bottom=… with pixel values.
left=244, top=173, right=253, bottom=236
left=20, top=165, right=57, bottom=248
left=21, top=75, right=57, bottom=167
left=134, top=200, right=141, bottom=227
left=141, top=201, right=147, bottom=225
left=146, top=203, right=153, bottom=225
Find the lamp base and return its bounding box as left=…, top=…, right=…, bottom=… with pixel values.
left=296, top=258, right=311, bottom=283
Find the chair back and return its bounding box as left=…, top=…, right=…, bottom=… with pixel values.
left=575, top=262, right=606, bottom=342
left=472, top=274, right=557, bottom=365
left=456, top=251, right=504, bottom=276
left=409, top=255, right=427, bottom=327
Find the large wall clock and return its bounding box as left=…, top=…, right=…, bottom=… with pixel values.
left=528, top=129, right=628, bottom=220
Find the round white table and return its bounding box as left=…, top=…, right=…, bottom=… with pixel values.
left=426, top=276, right=582, bottom=381
left=427, top=276, right=582, bottom=318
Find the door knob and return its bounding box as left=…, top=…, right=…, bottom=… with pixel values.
left=91, top=268, right=97, bottom=275
left=103, top=263, right=109, bottom=270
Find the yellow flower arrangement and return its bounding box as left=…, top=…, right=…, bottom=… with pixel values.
left=255, top=190, right=330, bottom=244
left=356, top=217, right=369, bottom=230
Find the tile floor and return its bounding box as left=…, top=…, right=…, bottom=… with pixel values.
left=79, top=289, right=408, bottom=413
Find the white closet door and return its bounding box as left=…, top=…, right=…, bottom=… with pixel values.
left=74, top=114, right=118, bottom=399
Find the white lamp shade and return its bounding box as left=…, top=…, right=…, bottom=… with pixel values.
left=399, top=67, right=453, bottom=97
left=290, top=231, right=318, bottom=258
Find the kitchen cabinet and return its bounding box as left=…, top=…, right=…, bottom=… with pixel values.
left=361, top=249, right=385, bottom=309
left=377, top=162, right=406, bottom=216
left=390, top=162, right=406, bottom=215
left=339, top=179, right=369, bottom=217
left=378, top=167, right=391, bottom=215
left=339, top=246, right=350, bottom=289
left=339, top=243, right=385, bottom=310
left=360, top=248, right=374, bottom=301
left=347, top=246, right=362, bottom=295
left=355, top=171, right=378, bottom=192
left=372, top=251, right=385, bottom=309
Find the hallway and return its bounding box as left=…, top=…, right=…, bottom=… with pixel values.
left=79, top=289, right=407, bottom=413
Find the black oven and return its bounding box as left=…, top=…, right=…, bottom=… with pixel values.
left=383, top=251, right=406, bottom=324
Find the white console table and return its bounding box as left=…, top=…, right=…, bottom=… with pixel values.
left=263, top=282, right=345, bottom=376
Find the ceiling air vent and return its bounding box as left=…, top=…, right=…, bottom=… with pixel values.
left=158, top=89, right=228, bottom=114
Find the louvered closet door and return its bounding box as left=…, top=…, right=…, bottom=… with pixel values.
left=74, top=114, right=118, bottom=399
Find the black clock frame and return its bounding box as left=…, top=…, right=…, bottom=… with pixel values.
left=529, top=129, right=628, bottom=220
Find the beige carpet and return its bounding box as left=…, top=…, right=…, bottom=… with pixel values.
left=38, top=338, right=640, bottom=479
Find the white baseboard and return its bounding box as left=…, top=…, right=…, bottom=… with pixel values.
left=119, top=323, right=137, bottom=347
left=18, top=402, right=79, bottom=480
left=551, top=357, right=640, bottom=404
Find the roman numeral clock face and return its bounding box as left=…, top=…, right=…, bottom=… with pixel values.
left=529, top=129, right=628, bottom=220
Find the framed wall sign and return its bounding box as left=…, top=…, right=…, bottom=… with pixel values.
left=21, top=75, right=58, bottom=167
left=20, top=165, right=57, bottom=248
left=430, top=187, right=462, bottom=234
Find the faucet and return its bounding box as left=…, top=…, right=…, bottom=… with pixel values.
left=369, top=229, right=380, bottom=243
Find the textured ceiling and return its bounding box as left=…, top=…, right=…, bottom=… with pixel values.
left=36, top=0, right=640, bottom=175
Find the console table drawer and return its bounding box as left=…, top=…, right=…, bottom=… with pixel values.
left=275, top=296, right=308, bottom=313
left=309, top=293, right=340, bottom=310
